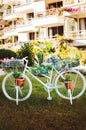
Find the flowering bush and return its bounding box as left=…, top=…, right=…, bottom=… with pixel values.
left=63, top=7, right=79, bottom=12
left=58, top=6, right=79, bottom=15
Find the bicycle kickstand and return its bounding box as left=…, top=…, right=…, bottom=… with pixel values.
left=47, top=89, right=52, bottom=100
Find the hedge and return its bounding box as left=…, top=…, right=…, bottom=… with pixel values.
left=0, top=49, right=17, bottom=59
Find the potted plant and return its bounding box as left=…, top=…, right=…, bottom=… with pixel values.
left=62, top=74, right=73, bottom=89
left=12, top=71, right=25, bottom=87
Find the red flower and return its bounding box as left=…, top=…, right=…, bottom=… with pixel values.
left=32, top=54, right=35, bottom=58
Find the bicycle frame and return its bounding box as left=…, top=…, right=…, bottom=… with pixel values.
left=22, top=57, right=66, bottom=100
left=21, top=57, right=86, bottom=103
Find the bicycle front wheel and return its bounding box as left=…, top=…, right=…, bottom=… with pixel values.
left=2, top=72, right=32, bottom=102
left=55, top=69, right=86, bottom=100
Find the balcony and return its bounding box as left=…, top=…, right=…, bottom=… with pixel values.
left=15, top=18, right=35, bottom=32
left=34, top=9, right=64, bottom=27
left=63, top=0, right=86, bottom=6
left=3, top=9, right=18, bottom=20
left=3, top=25, right=18, bottom=37
left=35, top=16, right=64, bottom=27
left=70, top=6, right=86, bottom=18
left=0, top=29, right=6, bottom=40
left=0, top=42, right=19, bottom=50
left=65, top=30, right=86, bottom=39
left=3, top=0, right=21, bottom=5
left=14, top=1, right=34, bottom=14
left=63, top=0, right=74, bottom=6
left=63, top=6, right=86, bottom=18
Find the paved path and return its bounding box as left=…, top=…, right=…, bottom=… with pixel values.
left=0, top=69, right=5, bottom=76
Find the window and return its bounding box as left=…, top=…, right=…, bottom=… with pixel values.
left=79, top=18, right=86, bottom=30
left=29, top=32, right=35, bottom=40
left=48, top=26, right=63, bottom=38
left=27, top=13, right=34, bottom=18
left=49, top=1, right=63, bottom=8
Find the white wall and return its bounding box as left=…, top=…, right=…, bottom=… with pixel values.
left=34, top=1, right=45, bottom=13
left=18, top=33, right=29, bottom=42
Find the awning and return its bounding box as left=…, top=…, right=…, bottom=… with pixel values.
left=73, top=39, right=86, bottom=47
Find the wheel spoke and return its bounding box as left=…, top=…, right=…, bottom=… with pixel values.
left=2, top=72, right=32, bottom=103
left=55, top=69, right=85, bottom=102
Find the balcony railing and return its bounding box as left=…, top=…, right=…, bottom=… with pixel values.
left=65, top=30, right=86, bottom=39
left=74, top=6, right=86, bottom=14
left=3, top=9, right=15, bottom=16
left=15, top=18, right=33, bottom=27
left=3, top=25, right=15, bottom=33
left=63, top=5, right=86, bottom=17
left=15, top=0, right=33, bottom=6
left=64, top=0, right=74, bottom=6
left=69, top=6, right=86, bottom=17
left=3, top=0, right=21, bottom=5
left=35, top=8, right=63, bottom=18
left=3, top=0, right=15, bottom=2
left=64, top=0, right=86, bottom=6
left=15, top=9, right=63, bottom=27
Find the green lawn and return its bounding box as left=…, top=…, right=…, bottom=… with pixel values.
left=0, top=74, right=86, bottom=130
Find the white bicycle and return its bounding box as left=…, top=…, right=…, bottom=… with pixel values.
left=2, top=57, right=86, bottom=105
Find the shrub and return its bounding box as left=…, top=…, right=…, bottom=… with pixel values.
left=80, top=51, right=86, bottom=65
left=17, top=42, right=34, bottom=66
left=0, top=49, right=16, bottom=59
left=36, top=52, right=43, bottom=65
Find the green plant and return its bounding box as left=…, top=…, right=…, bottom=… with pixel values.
left=17, top=42, right=34, bottom=66
left=12, top=71, right=21, bottom=78
left=0, top=49, right=16, bottom=59
left=36, top=52, right=43, bottom=65
left=65, top=74, right=72, bottom=81
left=62, top=74, right=72, bottom=82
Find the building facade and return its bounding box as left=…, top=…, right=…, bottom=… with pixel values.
left=0, top=0, right=86, bottom=49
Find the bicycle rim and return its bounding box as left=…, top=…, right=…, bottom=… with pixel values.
left=55, top=69, right=86, bottom=100
left=2, top=72, right=32, bottom=102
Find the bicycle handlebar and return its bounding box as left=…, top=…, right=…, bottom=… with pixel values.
left=22, top=56, right=28, bottom=61
left=22, top=57, right=28, bottom=65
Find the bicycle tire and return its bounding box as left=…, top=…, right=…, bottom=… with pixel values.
left=55, top=69, right=86, bottom=100
left=2, top=72, right=32, bottom=102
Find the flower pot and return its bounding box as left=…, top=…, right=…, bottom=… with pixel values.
left=15, top=78, right=25, bottom=87
left=64, top=81, right=73, bottom=89
left=0, top=59, right=3, bottom=64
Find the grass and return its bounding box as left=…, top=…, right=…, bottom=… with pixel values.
left=0, top=73, right=86, bottom=130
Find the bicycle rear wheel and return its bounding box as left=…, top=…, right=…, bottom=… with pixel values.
left=2, top=72, right=32, bottom=103
left=55, top=69, right=86, bottom=101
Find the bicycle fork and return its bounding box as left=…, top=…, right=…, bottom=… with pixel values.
left=15, top=86, right=19, bottom=105
left=15, top=86, right=23, bottom=105
left=68, top=89, right=72, bottom=105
